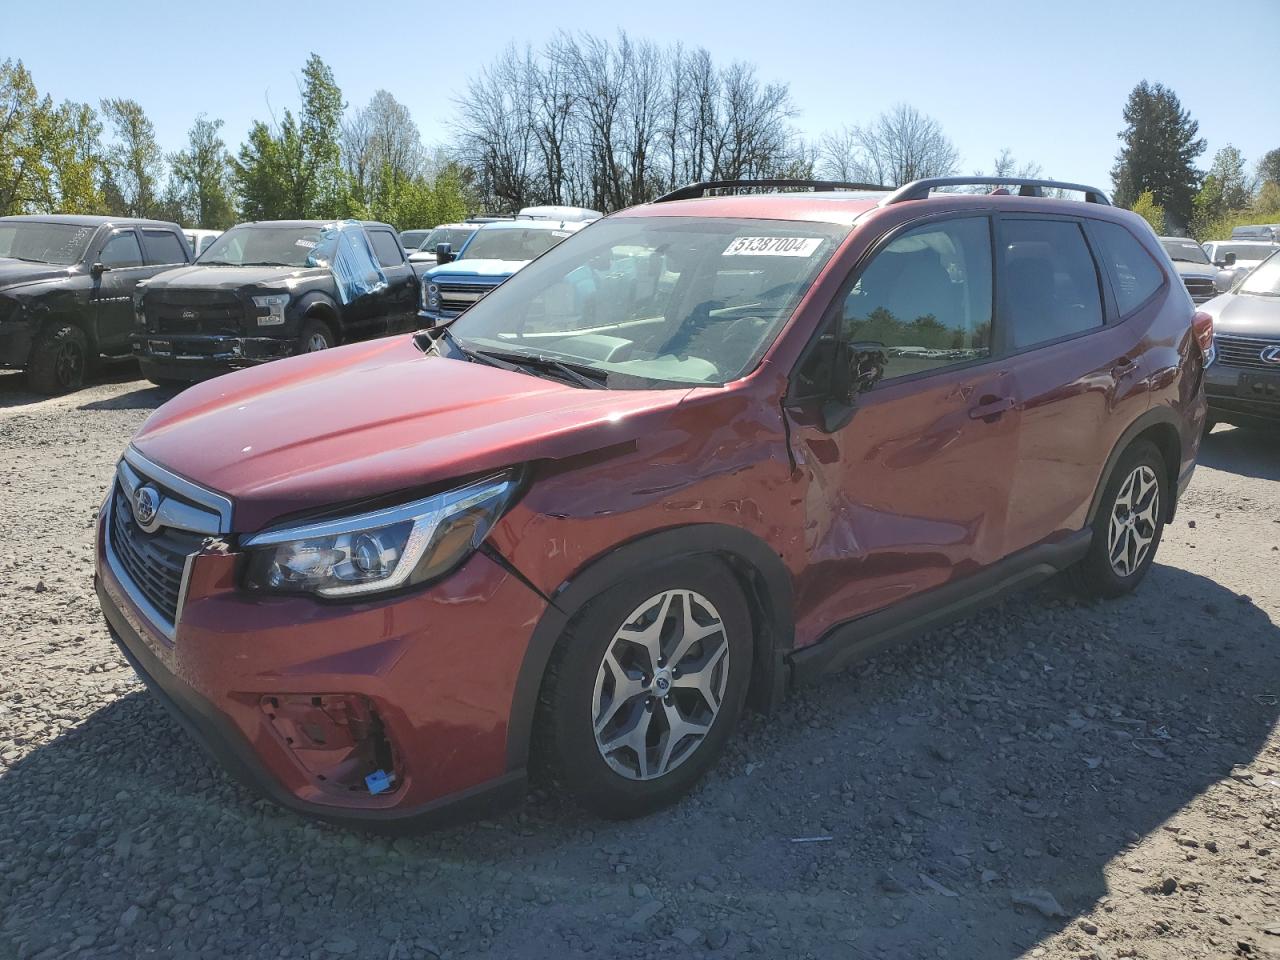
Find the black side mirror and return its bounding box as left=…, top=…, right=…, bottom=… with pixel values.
left=435, top=242, right=454, bottom=264
left=90, top=262, right=109, bottom=277
left=1223, top=252, right=1237, bottom=266
left=821, top=339, right=886, bottom=432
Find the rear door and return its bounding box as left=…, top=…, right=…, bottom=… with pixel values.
left=367, top=227, right=419, bottom=334
left=92, top=229, right=152, bottom=353
left=784, top=214, right=1022, bottom=641
left=1000, top=215, right=1154, bottom=552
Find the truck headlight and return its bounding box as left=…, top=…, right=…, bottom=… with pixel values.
left=242, top=471, right=519, bottom=598
left=423, top=282, right=441, bottom=310
left=252, top=294, right=290, bottom=326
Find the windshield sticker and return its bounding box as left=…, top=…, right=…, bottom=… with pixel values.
left=723, top=236, right=823, bottom=257
left=552, top=231, right=572, bottom=238
left=295, top=239, right=318, bottom=249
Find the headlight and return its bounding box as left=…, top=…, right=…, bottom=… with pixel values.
left=253, top=293, right=290, bottom=326
left=423, top=282, right=440, bottom=309
left=242, top=471, right=518, bottom=598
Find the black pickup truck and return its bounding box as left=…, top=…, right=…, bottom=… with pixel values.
left=133, top=220, right=418, bottom=384
left=0, top=214, right=193, bottom=393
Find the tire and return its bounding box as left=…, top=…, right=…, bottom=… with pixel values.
left=1070, top=440, right=1168, bottom=599
left=535, top=559, right=753, bottom=819
left=26, top=323, right=89, bottom=395
left=297, top=318, right=335, bottom=354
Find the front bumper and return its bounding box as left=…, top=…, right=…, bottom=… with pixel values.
left=0, top=317, right=36, bottom=368
left=94, top=499, right=546, bottom=828
left=1205, top=361, right=1280, bottom=425
left=132, top=333, right=297, bottom=381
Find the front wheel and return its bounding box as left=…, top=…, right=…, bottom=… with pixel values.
left=26, top=323, right=89, bottom=395
left=1070, top=440, right=1168, bottom=599
left=536, top=560, right=753, bottom=818
left=297, top=318, right=334, bottom=354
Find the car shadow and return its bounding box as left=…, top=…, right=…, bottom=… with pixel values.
left=1199, top=423, right=1280, bottom=482
left=77, top=383, right=180, bottom=412
left=1, top=565, right=1276, bottom=959
left=0, top=363, right=150, bottom=411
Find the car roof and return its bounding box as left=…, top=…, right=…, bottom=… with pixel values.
left=1207, top=238, right=1277, bottom=245
left=237, top=220, right=396, bottom=230
left=0, top=213, right=179, bottom=228
left=475, top=218, right=585, bottom=231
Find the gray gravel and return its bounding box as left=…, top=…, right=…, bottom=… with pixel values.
left=2, top=368, right=1279, bottom=960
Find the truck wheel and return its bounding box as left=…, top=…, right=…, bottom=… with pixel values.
left=1070, top=440, right=1168, bottom=599
left=26, top=323, right=89, bottom=395
left=535, top=559, right=753, bottom=819
left=297, top=319, right=334, bottom=353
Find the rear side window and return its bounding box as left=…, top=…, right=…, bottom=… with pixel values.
left=839, top=216, right=994, bottom=381
left=142, top=229, right=188, bottom=265
left=369, top=230, right=405, bottom=268
left=99, top=231, right=144, bottom=268
left=1091, top=221, right=1164, bottom=315
left=1001, top=219, right=1104, bottom=350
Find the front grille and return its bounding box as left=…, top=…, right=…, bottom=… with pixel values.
left=437, top=280, right=499, bottom=315
left=107, top=486, right=204, bottom=626
left=1215, top=334, right=1280, bottom=371
left=147, top=291, right=246, bottom=335
left=1182, top=277, right=1216, bottom=303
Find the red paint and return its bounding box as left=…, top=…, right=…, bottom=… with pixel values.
left=96, top=191, right=1203, bottom=820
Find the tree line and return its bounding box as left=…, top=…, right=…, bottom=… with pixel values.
left=3, top=42, right=1276, bottom=239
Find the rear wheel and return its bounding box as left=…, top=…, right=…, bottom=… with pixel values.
left=26, top=323, right=89, bottom=395
left=1070, top=440, right=1167, bottom=599
left=536, top=560, right=753, bottom=818
left=297, top=318, right=334, bottom=354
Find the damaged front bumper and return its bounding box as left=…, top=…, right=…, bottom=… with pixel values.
left=132, top=333, right=296, bottom=380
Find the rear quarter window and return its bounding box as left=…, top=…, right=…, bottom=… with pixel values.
left=1090, top=221, right=1164, bottom=316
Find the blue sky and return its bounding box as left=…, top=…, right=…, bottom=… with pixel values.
left=7, top=0, right=1278, bottom=194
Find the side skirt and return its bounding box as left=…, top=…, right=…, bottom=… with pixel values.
left=788, top=530, right=1092, bottom=685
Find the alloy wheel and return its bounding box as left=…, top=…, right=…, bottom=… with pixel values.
left=1108, top=464, right=1160, bottom=577
left=305, top=333, right=330, bottom=352
left=591, top=589, right=730, bottom=781
left=55, top=340, right=84, bottom=389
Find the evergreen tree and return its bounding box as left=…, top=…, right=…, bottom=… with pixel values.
left=1111, top=81, right=1204, bottom=229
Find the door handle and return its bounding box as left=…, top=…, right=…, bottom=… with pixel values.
left=1112, top=356, right=1138, bottom=377
left=968, top=395, right=1015, bottom=421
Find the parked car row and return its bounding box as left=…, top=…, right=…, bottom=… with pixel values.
left=93, top=175, right=1212, bottom=828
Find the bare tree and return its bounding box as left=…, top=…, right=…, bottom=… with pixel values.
left=342, top=90, right=424, bottom=203
left=818, top=104, right=959, bottom=186
left=453, top=46, right=538, bottom=210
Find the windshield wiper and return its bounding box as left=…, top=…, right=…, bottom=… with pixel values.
left=4, top=256, right=51, bottom=264
left=473, top=348, right=609, bottom=389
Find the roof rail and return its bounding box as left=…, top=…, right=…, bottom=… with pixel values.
left=653, top=179, right=891, bottom=203
left=881, top=177, right=1112, bottom=206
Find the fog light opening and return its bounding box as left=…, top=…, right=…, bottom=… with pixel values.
left=259, top=694, right=400, bottom=797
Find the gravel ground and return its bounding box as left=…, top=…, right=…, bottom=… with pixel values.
left=1, top=367, right=1279, bottom=960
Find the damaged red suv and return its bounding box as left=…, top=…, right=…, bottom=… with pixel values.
left=95, top=177, right=1209, bottom=826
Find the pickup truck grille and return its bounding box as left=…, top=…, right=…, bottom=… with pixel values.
left=1215, top=334, right=1280, bottom=371
left=436, top=279, right=500, bottom=316
left=1181, top=277, right=1216, bottom=303
left=147, top=291, right=246, bottom=335
left=107, top=486, right=204, bottom=627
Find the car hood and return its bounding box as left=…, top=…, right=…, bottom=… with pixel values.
left=426, top=259, right=528, bottom=280
left=143, top=264, right=326, bottom=293
left=0, top=258, right=75, bottom=292
left=1200, top=292, right=1280, bottom=336
left=130, top=334, right=693, bottom=532
left=1169, top=260, right=1218, bottom=279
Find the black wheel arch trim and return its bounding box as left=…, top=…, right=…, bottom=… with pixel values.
left=1085, top=406, right=1187, bottom=526
left=294, top=292, right=343, bottom=337
left=503, top=523, right=795, bottom=772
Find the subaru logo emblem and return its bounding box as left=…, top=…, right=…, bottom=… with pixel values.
left=132, top=485, right=161, bottom=531
left=1261, top=345, right=1280, bottom=365
left=182, top=309, right=197, bottom=320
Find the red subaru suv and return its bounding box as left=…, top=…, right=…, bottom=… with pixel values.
left=95, top=178, right=1209, bottom=826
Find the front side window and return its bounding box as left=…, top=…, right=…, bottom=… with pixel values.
left=99, top=231, right=144, bottom=268
left=369, top=230, right=405, bottom=268
left=1093, top=221, right=1164, bottom=315
left=459, top=227, right=572, bottom=262
left=839, top=216, right=994, bottom=381
left=450, top=216, right=849, bottom=386
left=1002, top=219, right=1104, bottom=350
left=0, top=221, right=96, bottom=265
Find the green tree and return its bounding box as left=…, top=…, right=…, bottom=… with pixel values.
left=1131, top=190, right=1167, bottom=234
left=233, top=54, right=345, bottom=219
left=170, top=115, right=237, bottom=228
left=44, top=101, right=106, bottom=214
left=1258, top=148, right=1280, bottom=188
left=101, top=97, right=165, bottom=218
left=1111, top=81, right=1204, bottom=229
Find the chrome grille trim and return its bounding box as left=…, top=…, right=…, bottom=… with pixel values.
left=122, top=447, right=233, bottom=532
left=1214, top=334, right=1280, bottom=372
